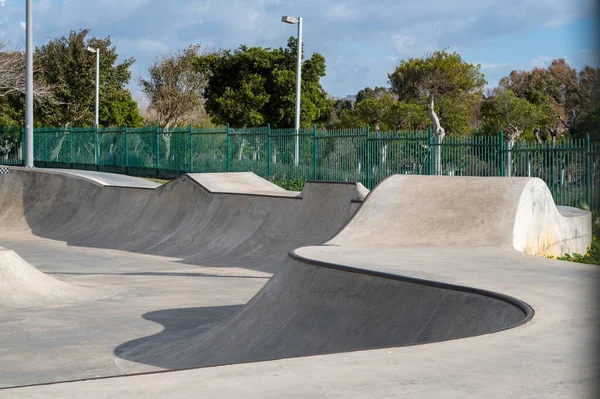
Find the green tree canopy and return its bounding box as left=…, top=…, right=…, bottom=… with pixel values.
left=139, top=44, right=210, bottom=128
left=35, top=29, right=142, bottom=127
left=388, top=49, right=486, bottom=136
left=195, top=37, right=332, bottom=128
left=499, top=59, right=600, bottom=140
left=481, top=88, right=539, bottom=142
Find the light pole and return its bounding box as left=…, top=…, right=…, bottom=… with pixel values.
left=25, top=0, right=33, bottom=167
left=281, top=15, right=302, bottom=166
left=87, top=46, right=100, bottom=126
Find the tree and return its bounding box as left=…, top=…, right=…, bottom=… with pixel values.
left=35, top=29, right=142, bottom=127
left=481, top=88, right=541, bottom=176
left=356, top=86, right=388, bottom=103
left=499, top=59, right=600, bottom=141
left=138, top=45, right=209, bottom=128
left=0, top=40, right=55, bottom=125
left=389, top=49, right=486, bottom=173
left=195, top=37, right=332, bottom=128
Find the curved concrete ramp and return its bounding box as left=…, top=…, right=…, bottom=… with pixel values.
left=328, top=175, right=591, bottom=256
left=115, top=254, right=530, bottom=372
left=0, top=168, right=364, bottom=272
left=0, top=246, right=105, bottom=308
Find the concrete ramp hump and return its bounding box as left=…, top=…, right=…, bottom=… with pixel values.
left=327, top=175, right=591, bottom=256
left=0, top=246, right=105, bottom=308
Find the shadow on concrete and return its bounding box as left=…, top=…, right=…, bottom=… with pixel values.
left=114, top=305, right=243, bottom=370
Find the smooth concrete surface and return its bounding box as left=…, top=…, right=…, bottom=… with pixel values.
left=188, top=172, right=292, bottom=195
left=2, top=246, right=597, bottom=398
left=0, top=237, right=268, bottom=387
left=0, top=169, right=597, bottom=398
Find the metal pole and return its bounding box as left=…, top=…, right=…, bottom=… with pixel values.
left=294, top=17, right=303, bottom=167
left=95, top=49, right=100, bottom=127
left=25, top=0, right=34, bottom=168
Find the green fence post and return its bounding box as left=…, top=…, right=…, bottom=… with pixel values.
left=427, top=126, right=432, bottom=175
left=21, top=125, right=25, bottom=165
left=499, top=130, right=505, bottom=177
left=155, top=123, right=160, bottom=177
left=366, top=124, right=371, bottom=189
left=69, top=125, right=73, bottom=168
left=124, top=124, right=129, bottom=174
left=43, top=126, right=47, bottom=167
left=313, top=124, right=317, bottom=180
left=189, top=123, right=193, bottom=173
left=264, top=124, right=270, bottom=177
left=226, top=123, right=231, bottom=172
left=94, top=125, right=99, bottom=171
left=585, top=132, right=591, bottom=207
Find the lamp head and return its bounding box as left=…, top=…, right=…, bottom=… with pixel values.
left=281, top=16, right=298, bottom=24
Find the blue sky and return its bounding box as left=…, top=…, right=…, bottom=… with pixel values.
left=0, top=0, right=598, bottom=102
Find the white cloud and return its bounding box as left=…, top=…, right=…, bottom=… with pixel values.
left=0, top=0, right=6, bottom=7
left=326, top=4, right=356, bottom=20
left=391, top=35, right=414, bottom=52
left=531, top=55, right=553, bottom=68
left=19, top=21, right=25, bottom=30
left=480, top=63, right=508, bottom=70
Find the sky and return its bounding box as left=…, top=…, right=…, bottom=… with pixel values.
left=0, top=0, right=598, bottom=102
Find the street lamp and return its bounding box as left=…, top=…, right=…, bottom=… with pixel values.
left=281, top=15, right=302, bottom=166
left=87, top=46, right=100, bottom=127
left=25, top=0, right=33, bottom=167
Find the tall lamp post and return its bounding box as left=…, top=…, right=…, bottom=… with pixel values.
left=24, top=0, right=33, bottom=167
left=87, top=46, right=100, bottom=126
left=281, top=15, right=302, bottom=167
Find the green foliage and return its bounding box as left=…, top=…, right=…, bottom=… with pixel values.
left=556, top=237, right=599, bottom=265
left=554, top=204, right=600, bottom=265
left=333, top=87, right=429, bottom=131
left=35, top=29, right=141, bottom=127
left=388, top=49, right=486, bottom=135
left=138, top=44, right=208, bottom=128
left=499, top=60, right=600, bottom=140
left=481, top=89, right=539, bottom=139
left=269, top=176, right=306, bottom=191
left=196, top=37, right=332, bottom=128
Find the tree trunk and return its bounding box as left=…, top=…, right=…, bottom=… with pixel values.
left=426, top=98, right=445, bottom=175
left=506, top=139, right=515, bottom=177
left=50, top=133, right=67, bottom=162
left=238, top=138, right=245, bottom=160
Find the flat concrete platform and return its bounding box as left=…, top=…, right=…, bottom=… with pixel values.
left=0, top=168, right=597, bottom=398
left=45, top=169, right=160, bottom=188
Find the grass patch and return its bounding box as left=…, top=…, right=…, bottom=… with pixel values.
left=141, top=177, right=169, bottom=185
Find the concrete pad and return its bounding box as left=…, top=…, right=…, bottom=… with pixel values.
left=188, top=172, right=292, bottom=195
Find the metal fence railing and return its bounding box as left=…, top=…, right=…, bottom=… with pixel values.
left=1, top=125, right=598, bottom=213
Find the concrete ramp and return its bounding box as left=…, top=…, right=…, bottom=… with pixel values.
left=327, top=175, right=591, bottom=256
left=0, top=246, right=104, bottom=308
left=114, top=253, right=530, bottom=372
left=0, top=168, right=363, bottom=272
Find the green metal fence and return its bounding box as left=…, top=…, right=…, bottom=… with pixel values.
left=1, top=125, right=598, bottom=213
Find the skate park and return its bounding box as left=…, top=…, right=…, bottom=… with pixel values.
left=0, top=166, right=598, bottom=398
